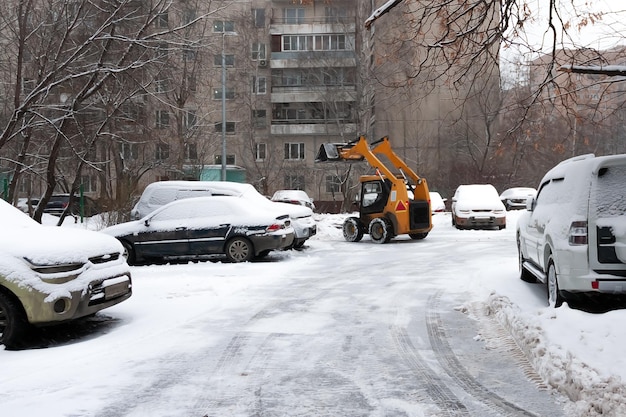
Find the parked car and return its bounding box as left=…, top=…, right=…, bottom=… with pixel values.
left=0, top=199, right=132, bottom=350
left=429, top=191, right=447, bottom=213
left=271, top=190, right=316, bottom=211
left=451, top=184, right=506, bottom=230
left=103, top=196, right=295, bottom=264
left=131, top=181, right=316, bottom=248
left=44, top=194, right=100, bottom=216
left=517, top=153, right=626, bottom=307
left=499, top=187, right=537, bottom=210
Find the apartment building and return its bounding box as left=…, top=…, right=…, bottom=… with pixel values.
left=1, top=0, right=501, bottom=213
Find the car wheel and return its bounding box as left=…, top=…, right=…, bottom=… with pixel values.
left=121, top=241, right=136, bottom=265
left=518, top=239, right=536, bottom=283
left=293, top=240, right=306, bottom=249
left=547, top=257, right=564, bottom=308
left=343, top=217, right=364, bottom=242
left=0, top=292, right=29, bottom=350
left=369, top=217, right=392, bottom=244
left=409, top=232, right=428, bottom=240
left=225, top=237, right=253, bottom=263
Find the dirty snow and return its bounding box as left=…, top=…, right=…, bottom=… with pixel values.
left=1, top=210, right=626, bottom=416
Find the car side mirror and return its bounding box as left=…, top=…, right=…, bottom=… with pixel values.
left=526, top=197, right=535, bottom=212
left=144, top=219, right=150, bottom=227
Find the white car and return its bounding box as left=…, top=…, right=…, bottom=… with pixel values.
left=451, top=184, right=506, bottom=230
left=271, top=190, right=315, bottom=211
left=131, top=181, right=316, bottom=248
left=499, top=187, right=537, bottom=210
left=429, top=191, right=447, bottom=213
left=0, top=199, right=132, bottom=350
left=517, top=153, right=626, bottom=307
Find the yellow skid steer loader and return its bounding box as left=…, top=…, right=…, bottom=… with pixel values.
left=316, top=136, right=432, bottom=243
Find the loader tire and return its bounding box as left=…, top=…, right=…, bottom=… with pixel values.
left=369, top=218, right=393, bottom=244
left=343, top=217, right=364, bottom=242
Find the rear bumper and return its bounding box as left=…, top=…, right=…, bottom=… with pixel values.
left=555, top=248, right=626, bottom=294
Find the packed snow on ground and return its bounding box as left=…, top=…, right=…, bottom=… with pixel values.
left=1, top=209, right=626, bottom=416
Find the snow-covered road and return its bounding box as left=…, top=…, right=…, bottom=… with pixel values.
left=1, top=211, right=625, bottom=416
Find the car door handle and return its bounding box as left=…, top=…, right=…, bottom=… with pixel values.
left=176, top=227, right=187, bottom=231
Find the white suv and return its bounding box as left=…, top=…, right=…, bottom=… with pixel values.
left=517, top=153, right=626, bottom=306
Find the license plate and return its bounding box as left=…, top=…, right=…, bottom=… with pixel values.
left=104, top=280, right=130, bottom=299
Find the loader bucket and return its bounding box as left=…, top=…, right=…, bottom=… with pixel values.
left=316, top=143, right=342, bottom=162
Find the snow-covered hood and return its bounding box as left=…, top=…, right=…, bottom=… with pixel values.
left=3, top=225, right=124, bottom=265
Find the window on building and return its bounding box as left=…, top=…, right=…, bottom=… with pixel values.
left=182, top=46, right=196, bottom=61
left=284, top=8, right=305, bottom=24
left=213, top=20, right=235, bottom=33
left=255, top=143, right=266, bottom=161
left=284, top=142, right=304, bottom=160
left=252, top=8, right=265, bottom=27
left=325, top=175, right=341, bottom=193
left=252, top=76, right=266, bottom=94
left=253, top=109, right=267, bottom=128
left=325, top=7, right=346, bottom=23
left=187, top=75, right=196, bottom=92
left=184, top=110, right=197, bottom=130
left=285, top=174, right=305, bottom=189
left=22, top=78, right=35, bottom=95
left=184, top=143, right=198, bottom=160
left=214, top=122, right=235, bottom=134
left=251, top=43, right=266, bottom=60
left=214, top=154, right=236, bottom=165
left=156, top=143, right=170, bottom=160
left=81, top=175, right=96, bottom=193
left=156, top=12, right=168, bottom=28
left=156, top=110, right=170, bottom=128
left=213, top=87, right=234, bottom=100
left=121, top=142, right=138, bottom=160
left=155, top=79, right=168, bottom=93
left=183, top=8, right=196, bottom=25
left=283, top=35, right=308, bottom=51
left=157, top=43, right=169, bottom=58
left=214, top=54, right=235, bottom=66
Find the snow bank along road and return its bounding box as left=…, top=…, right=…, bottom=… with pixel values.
left=1, top=211, right=623, bottom=416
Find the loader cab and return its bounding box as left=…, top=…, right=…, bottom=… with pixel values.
left=360, top=178, right=391, bottom=215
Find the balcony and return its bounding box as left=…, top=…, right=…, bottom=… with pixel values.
left=271, top=120, right=356, bottom=136
left=271, top=85, right=356, bottom=103
left=270, top=16, right=355, bottom=35
left=270, top=51, right=356, bottom=69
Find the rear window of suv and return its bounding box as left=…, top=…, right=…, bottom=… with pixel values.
left=593, top=165, right=626, bottom=218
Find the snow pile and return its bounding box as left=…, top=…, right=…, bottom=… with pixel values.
left=487, top=294, right=626, bottom=416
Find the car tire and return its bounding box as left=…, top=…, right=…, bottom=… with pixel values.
left=409, top=232, right=428, bottom=240
left=225, top=237, right=254, bottom=263
left=293, top=240, right=306, bottom=249
left=369, top=217, right=392, bottom=244
left=343, top=217, right=364, bottom=242
left=547, top=257, right=564, bottom=308
left=121, top=241, right=136, bottom=266
left=0, top=292, right=30, bottom=350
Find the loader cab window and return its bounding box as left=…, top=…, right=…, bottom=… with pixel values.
left=361, top=180, right=389, bottom=214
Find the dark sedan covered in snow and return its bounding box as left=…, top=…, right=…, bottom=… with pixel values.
left=102, top=196, right=295, bottom=264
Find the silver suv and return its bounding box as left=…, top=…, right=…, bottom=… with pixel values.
left=517, top=153, right=626, bottom=307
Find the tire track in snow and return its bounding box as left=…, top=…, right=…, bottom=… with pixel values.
left=391, top=325, right=470, bottom=416
left=426, top=291, right=541, bottom=417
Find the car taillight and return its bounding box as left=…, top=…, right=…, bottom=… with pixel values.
left=266, top=223, right=283, bottom=232
left=568, top=221, right=588, bottom=245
